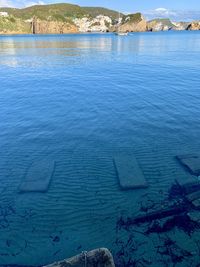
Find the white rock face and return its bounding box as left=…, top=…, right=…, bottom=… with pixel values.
left=154, top=22, right=163, bottom=31
left=73, top=15, right=112, bottom=32
left=0, top=12, right=9, bottom=17
left=163, top=25, right=170, bottom=31
left=147, top=20, right=172, bottom=31
left=172, top=22, right=189, bottom=30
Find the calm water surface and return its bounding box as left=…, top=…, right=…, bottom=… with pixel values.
left=0, top=32, right=200, bottom=266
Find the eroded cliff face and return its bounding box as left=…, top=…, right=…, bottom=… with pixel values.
left=187, top=21, right=200, bottom=30
left=118, top=14, right=147, bottom=32
left=32, top=19, right=78, bottom=34
left=73, top=15, right=112, bottom=32
left=147, top=19, right=174, bottom=31
left=172, top=22, right=190, bottom=31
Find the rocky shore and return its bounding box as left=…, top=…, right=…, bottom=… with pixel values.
left=0, top=4, right=199, bottom=34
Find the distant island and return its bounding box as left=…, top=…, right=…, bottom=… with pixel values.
left=0, top=3, right=199, bottom=34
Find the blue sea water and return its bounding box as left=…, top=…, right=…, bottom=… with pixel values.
left=0, top=31, right=200, bottom=266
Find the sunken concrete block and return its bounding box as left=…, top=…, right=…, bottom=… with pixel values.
left=176, top=155, right=200, bottom=176
left=114, top=153, right=148, bottom=190
left=43, top=248, right=115, bottom=267
left=19, top=160, right=55, bottom=193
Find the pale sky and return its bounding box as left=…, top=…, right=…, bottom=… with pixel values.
left=0, top=0, right=199, bottom=21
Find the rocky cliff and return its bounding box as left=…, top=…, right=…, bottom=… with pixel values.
left=117, top=13, right=147, bottom=32
left=147, top=19, right=199, bottom=32
left=172, top=22, right=190, bottom=31
left=0, top=3, right=117, bottom=34
left=73, top=15, right=112, bottom=32
left=187, top=21, right=200, bottom=30
left=147, top=19, right=174, bottom=31
left=0, top=3, right=199, bottom=34
left=32, top=18, right=78, bottom=34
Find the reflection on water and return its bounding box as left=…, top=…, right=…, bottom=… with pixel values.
left=1, top=33, right=185, bottom=67
left=1, top=32, right=199, bottom=69
left=0, top=33, right=199, bottom=65
left=0, top=32, right=200, bottom=266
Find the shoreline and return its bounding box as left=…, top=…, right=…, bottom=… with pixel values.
left=0, top=30, right=199, bottom=36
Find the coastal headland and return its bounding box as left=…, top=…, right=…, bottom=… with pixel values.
left=0, top=3, right=199, bottom=34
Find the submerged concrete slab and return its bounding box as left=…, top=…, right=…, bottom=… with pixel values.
left=44, top=248, right=115, bottom=267
left=114, top=153, right=148, bottom=190
left=19, top=160, right=55, bottom=193
left=176, top=154, right=200, bottom=176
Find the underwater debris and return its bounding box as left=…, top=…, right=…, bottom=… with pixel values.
left=169, top=180, right=200, bottom=200
left=145, top=221, right=163, bottom=235
left=114, top=244, right=149, bottom=267
left=156, top=237, right=192, bottom=264
left=114, top=230, right=150, bottom=267
left=146, top=214, right=200, bottom=235
left=117, top=179, right=200, bottom=242
left=115, top=257, right=151, bottom=267
left=115, top=179, right=200, bottom=266
left=118, top=179, right=200, bottom=230
left=117, top=202, right=189, bottom=227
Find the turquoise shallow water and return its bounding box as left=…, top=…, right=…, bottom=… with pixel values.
left=0, top=32, right=200, bottom=266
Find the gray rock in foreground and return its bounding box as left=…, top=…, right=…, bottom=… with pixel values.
left=43, top=248, right=115, bottom=267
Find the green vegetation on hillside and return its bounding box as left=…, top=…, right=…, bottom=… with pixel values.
left=82, top=7, right=120, bottom=19
left=0, top=4, right=85, bottom=20
left=122, top=13, right=142, bottom=24
left=0, top=3, right=121, bottom=21
left=0, top=16, right=31, bottom=33
left=148, top=18, right=174, bottom=27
